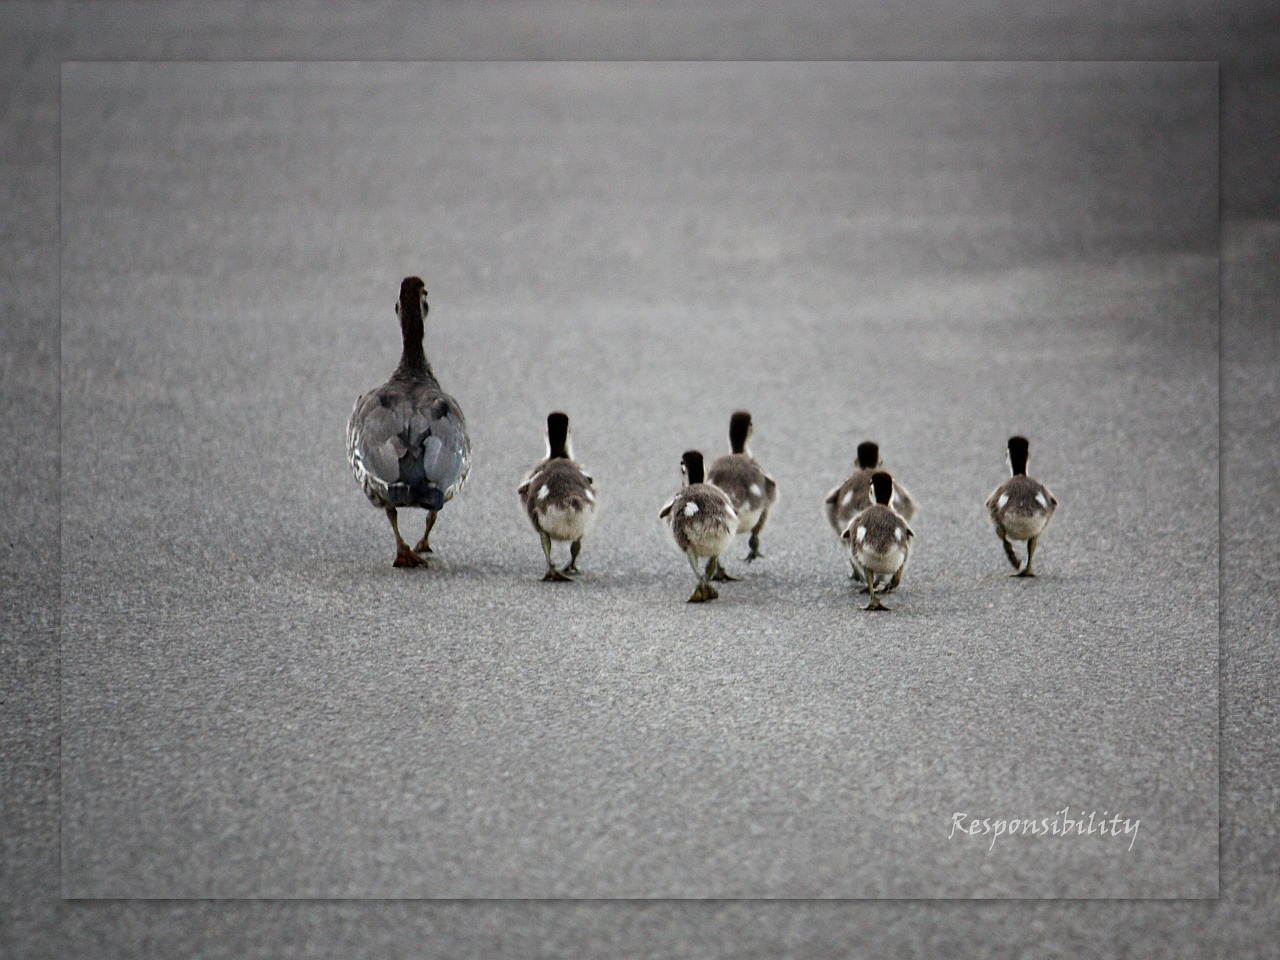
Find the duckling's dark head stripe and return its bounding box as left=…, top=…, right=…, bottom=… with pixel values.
left=728, top=411, right=752, bottom=454
left=681, top=449, right=706, bottom=485
left=547, top=411, right=570, bottom=459
left=870, top=470, right=894, bottom=505
left=1008, top=435, right=1030, bottom=475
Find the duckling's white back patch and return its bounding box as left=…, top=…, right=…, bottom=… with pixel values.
left=538, top=484, right=550, bottom=501
left=856, top=525, right=866, bottom=543
left=683, top=501, right=699, bottom=517
left=842, top=490, right=854, bottom=507
left=1035, top=492, right=1048, bottom=508
left=750, top=483, right=763, bottom=498
left=997, top=493, right=1009, bottom=509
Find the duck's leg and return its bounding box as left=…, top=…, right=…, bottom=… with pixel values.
left=541, top=530, right=572, bottom=582
left=1015, top=536, right=1039, bottom=577
left=562, top=538, right=583, bottom=575
left=745, top=508, right=770, bottom=562
left=851, top=562, right=869, bottom=593
left=864, top=567, right=889, bottom=611
left=711, top=554, right=740, bottom=582
left=701, top=557, right=721, bottom=600
left=388, top=507, right=428, bottom=568
left=686, top=551, right=707, bottom=602
left=882, top=564, right=905, bottom=595
left=412, top=510, right=438, bottom=555
left=995, top=522, right=1020, bottom=570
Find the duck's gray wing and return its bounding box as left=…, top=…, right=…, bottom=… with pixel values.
left=347, top=389, right=411, bottom=506
left=402, top=385, right=471, bottom=505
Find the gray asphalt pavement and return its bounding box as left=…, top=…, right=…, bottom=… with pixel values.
left=57, top=60, right=1216, bottom=899
left=4, top=2, right=1279, bottom=957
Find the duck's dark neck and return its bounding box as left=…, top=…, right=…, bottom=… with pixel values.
left=394, top=306, right=432, bottom=379
left=1009, top=449, right=1028, bottom=476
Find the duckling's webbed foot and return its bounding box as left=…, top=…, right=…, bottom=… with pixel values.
left=543, top=567, right=573, bottom=582
left=412, top=510, right=438, bottom=555
left=689, top=558, right=722, bottom=600
left=745, top=512, right=768, bottom=563
left=865, top=596, right=891, bottom=611
left=711, top=565, right=739, bottom=582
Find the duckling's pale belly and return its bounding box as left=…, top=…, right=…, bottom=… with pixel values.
left=852, top=541, right=908, bottom=576
left=535, top=502, right=597, bottom=542
left=1000, top=512, right=1050, bottom=541
left=680, top=519, right=736, bottom=557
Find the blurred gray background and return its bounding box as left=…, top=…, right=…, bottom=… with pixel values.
left=5, top=1, right=1279, bottom=957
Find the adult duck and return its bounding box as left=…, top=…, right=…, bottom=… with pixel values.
left=346, top=277, right=471, bottom=567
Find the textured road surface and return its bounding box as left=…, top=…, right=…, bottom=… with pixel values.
left=60, top=60, right=1219, bottom=899
left=5, top=2, right=1279, bottom=957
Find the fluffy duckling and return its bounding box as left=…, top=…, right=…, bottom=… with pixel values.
left=985, top=435, right=1057, bottom=577
left=842, top=471, right=914, bottom=611
left=824, top=440, right=917, bottom=535
left=660, top=450, right=739, bottom=603
left=346, top=277, right=471, bottom=567
left=517, top=412, right=598, bottom=582
left=705, top=410, right=778, bottom=580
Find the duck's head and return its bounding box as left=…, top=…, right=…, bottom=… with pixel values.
left=728, top=411, right=753, bottom=455
left=546, top=411, right=572, bottom=459
left=396, top=276, right=428, bottom=322
left=1006, top=435, right=1030, bottom=476
left=870, top=471, right=894, bottom=506
left=856, top=441, right=881, bottom=470
left=681, top=450, right=706, bottom=486
left=392, top=276, right=430, bottom=374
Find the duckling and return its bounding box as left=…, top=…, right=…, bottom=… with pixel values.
left=346, top=277, right=471, bottom=567
left=517, top=412, right=598, bottom=582
left=985, top=435, right=1057, bottom=577
left=660, top=450, right=738, bottom=603
left=841, top=471, right=914, bottom=611
left=705, top=410, right=778, bottom=580
left=824, top=440, right=917, bottom=535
